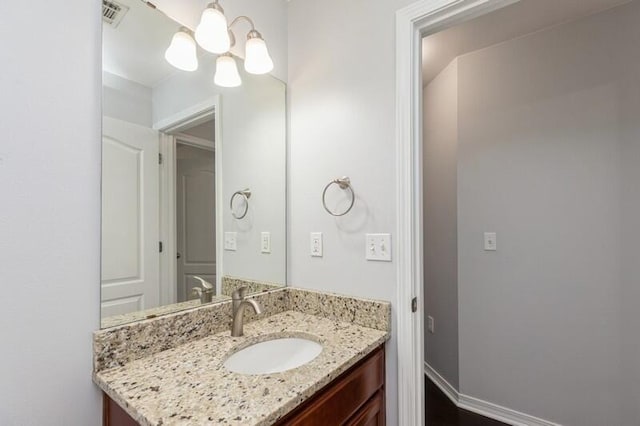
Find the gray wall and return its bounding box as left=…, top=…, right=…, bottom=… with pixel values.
left=0, top=0, right=102, bottom=424
left=454, top=2, right=639, bottom=425
left=423, top=59, right=459, bottom=389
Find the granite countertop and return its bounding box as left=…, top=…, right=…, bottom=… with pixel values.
left=100, top=298, right=227, bottom=329
left=94, top=310, right=388, bottom=426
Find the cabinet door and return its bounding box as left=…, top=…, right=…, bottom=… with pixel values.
left=103, top=394, right=138, bottom=426
left=277, top=347, right=385, bottom=425
left=346, top=390, right=385, bottom=426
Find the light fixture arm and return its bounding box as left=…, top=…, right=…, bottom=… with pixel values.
left=227, top=15, right=264, bottom=49
left=229, top=15, right=256, bottom=32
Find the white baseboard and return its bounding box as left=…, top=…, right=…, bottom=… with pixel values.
left=424, top=362, right=459, bottom=405
left=424, top=362, right=562, bottom=426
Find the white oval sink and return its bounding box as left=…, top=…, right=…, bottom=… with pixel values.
left=224, top=337, right=323, bottom=375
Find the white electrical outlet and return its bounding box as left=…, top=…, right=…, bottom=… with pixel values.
left=310, top=232, right=323, bottom=257
left=428, top=316, right=435, bottom=333
left=365, top=233, right=392, bottom=261
left=484, top=232, right=497, bottom=251
left=261, top=232, right=271, bottom=254
left=224, top=232, right=237, bottom=251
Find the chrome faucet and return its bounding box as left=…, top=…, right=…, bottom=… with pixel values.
left=191, top=276, right=215, bottom=303
left=231, top=286, right=263, bottom=337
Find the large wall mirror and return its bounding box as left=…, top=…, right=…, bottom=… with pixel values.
left=101, top=0, right=286, bottom=328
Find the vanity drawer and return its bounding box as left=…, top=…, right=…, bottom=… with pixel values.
left=276, top=345, right=385, bottom=426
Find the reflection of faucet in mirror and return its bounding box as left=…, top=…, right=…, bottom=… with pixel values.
left=231, top=286, right=263, bottom=337
left=99, top=0, right=287, bottom=329
left=191, top=276, right=215, bottom=303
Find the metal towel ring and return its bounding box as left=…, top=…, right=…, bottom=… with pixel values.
left=322, top=177, right=355, bottom=217
left=230, top=189, right=251, bottom=219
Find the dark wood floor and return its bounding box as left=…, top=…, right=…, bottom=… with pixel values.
left=425, top=376, right=508, bottom=426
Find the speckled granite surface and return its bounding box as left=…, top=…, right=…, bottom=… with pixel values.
left=221, top=276, right=284, bottom=296
left=94, top=289, right=289, bottom=372
left=101, top=298, right=227, bottom=329
left=94, top=288, right=390, bottom=373
left=94, top=311, right=389, bottom=426
left=289, top=288, right=391, bottom=331
left=101, top=276, right=283, bottom=330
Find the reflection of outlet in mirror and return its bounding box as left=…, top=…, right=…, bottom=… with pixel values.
left=261, top=232, right=271, bottom=254
left=428, top=316, right=435, bottom=333
left=224, top=232, right=237, bottom=251
left=365, top=233, right=392, bottom=261
left=310, top=232, right=323, bottom=257
left=484, top=232, right=497, bottom=251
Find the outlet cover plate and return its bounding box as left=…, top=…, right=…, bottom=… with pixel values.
left=310, top=232, right=323, bottom=257
left=224, top=232, right=237, bottom=251
left=261, top=232, right=271, bottom=254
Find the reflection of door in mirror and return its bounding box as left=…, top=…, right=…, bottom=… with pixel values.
left=101, top=117, right=160, bottom=318
left=175, top=129, right=216, bottom=302
left=101, top=0, right=287, bottom=328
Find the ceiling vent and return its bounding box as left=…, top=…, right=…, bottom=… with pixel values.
left=102, top=0, right=129, bottom=28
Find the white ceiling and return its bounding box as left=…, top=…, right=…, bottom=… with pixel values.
left=422, top=0, right=632, bottom=84
left=102, top=0, right=182, bottom=87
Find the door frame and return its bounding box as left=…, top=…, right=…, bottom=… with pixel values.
left=394, top=0, right=519, bottom=423
left=154, top=96, right=223, bottom=303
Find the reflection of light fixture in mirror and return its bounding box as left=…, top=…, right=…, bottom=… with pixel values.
left=195, top=1, right=230, bottom=54
left=244, top=30, right=274, bottom=75
left=164, top=29, right=198, bottom=72
left=227, top=14, right=274, bottom=75
left=214, top=53, right=241, bottom=87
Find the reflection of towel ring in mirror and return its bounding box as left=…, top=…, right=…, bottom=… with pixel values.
left=230, top=189, right=251, bottom=219
left=322, top=177, right=355, bottom=217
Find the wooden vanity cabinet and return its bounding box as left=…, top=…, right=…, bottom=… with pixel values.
left=275, top=345, right=385, bottom=426
left=103, top=345, right=385, bottom=426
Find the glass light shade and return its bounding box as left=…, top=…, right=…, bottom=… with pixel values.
left=214, top=54, right=242, bottom=87
left=244, top=36, right=274, bottom=75
left=164, top=31, right=198, bottom=72
left=195, top=7, right=230, bottom=54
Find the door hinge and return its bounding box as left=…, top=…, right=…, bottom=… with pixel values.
left=411, top=297, right=418, bottom=313
left=159, top=241, right=163, bottom=253
left=158, top=153, right=163, bottom=165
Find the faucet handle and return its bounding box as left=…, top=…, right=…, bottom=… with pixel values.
left=232, top=286, right=248, bottom=300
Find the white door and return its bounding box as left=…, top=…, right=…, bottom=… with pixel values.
left=176, top=143, right=216, bottom=302
left=101, top=116, right=160, bottom=317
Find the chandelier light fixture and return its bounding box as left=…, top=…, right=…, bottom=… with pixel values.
left=165, top=0, right=274, bottom=87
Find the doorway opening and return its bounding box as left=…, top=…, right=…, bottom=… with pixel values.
left=397, top=0, right=638, bottom=424
left=174, top=122, right=216, bottom=303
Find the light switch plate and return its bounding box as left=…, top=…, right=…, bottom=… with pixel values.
left=224, top=232, right=237, bottom=251
left=310, top=232, right=323, bottom=257
left=261, top=232, right=271, bottom=254
left=484, top=232, right=497, bottom=251
left=428, top=316, right=435, bottom=334
left=366, top=233, right=392, bottom=261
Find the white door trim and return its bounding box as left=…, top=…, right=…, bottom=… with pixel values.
left=175, top=133, right=215, bottom=152
left=158, top=96, right=224, bottom=298
left=159, top=133, right=177, bottom=306
left=394, top=1, right=519, bottom=424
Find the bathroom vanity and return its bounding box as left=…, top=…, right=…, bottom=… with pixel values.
left=94, top=287, right=390, bottom=425
left=103, top=346, right=384, bottom=425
